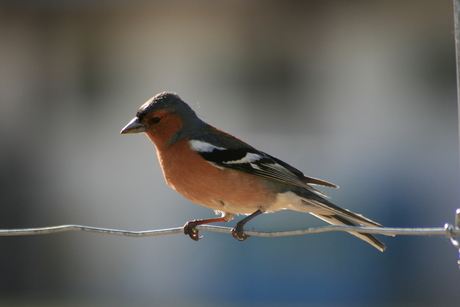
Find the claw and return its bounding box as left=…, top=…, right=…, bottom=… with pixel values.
left=230, top=209, right=263, bottom=241
left=184, top=221, right=201, bottom=241
left=183, top=217, right=228, bottom=241
left=231, top=225, right=250, bottom=241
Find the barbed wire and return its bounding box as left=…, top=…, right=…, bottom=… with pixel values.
left=1, top=209, right=458, bottom=262
left=0, top=220, right=458, bottom=239
left=1, top=212, right=458, bottom=268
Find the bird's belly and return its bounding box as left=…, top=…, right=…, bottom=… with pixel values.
left=158, top=143, right=278, bottom=214
left=169, top=168, right=277, bottom=214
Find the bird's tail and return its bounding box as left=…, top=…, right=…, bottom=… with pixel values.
left=310, top=212, right=386, bottom=252
left=290, top=188, right=386, bottom=251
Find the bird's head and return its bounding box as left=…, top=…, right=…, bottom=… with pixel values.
left=121, top=92, right=205, bottom=147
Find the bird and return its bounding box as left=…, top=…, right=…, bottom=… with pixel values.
left=121, top=91, right=386, bottom=251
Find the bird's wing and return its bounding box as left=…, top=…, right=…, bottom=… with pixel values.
left=189, top=127, right=337, bottom=197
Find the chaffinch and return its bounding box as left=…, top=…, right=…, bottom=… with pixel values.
left=121, top=91, right=386, bottom=251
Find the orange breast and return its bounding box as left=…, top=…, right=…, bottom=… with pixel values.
left=155, top=137, right=277, bottom=214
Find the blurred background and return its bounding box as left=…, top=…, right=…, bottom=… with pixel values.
left=1, top=0, right=459, bottom=306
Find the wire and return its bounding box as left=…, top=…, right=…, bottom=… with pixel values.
left=1, top=209, right=457, bottom=264
left=452, top=0, right=460, bottom=269
left=0, top=213, right=458, bottom=240
left=0, top=210, right=459, bottom=270
left=1, top=211, right=458, bottom=270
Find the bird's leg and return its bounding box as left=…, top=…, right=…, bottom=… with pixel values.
left=184, top=217, right=227, bottom=241
left=232, top=209, right=264, bottom=241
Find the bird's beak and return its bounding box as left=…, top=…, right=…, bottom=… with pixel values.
left=120, top=117, right=147, bottom=134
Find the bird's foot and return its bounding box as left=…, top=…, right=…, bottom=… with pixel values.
left=184, top=221, right=201, bottom=241
left=183, top=217, right=228, bottom=241
left=231, top=223, right=250, bottom=241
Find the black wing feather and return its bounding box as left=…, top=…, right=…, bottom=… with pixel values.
left=193, top=138, right=336, bottom=197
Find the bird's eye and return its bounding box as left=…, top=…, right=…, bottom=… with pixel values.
left=149, top=117, right=161, bottom=124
